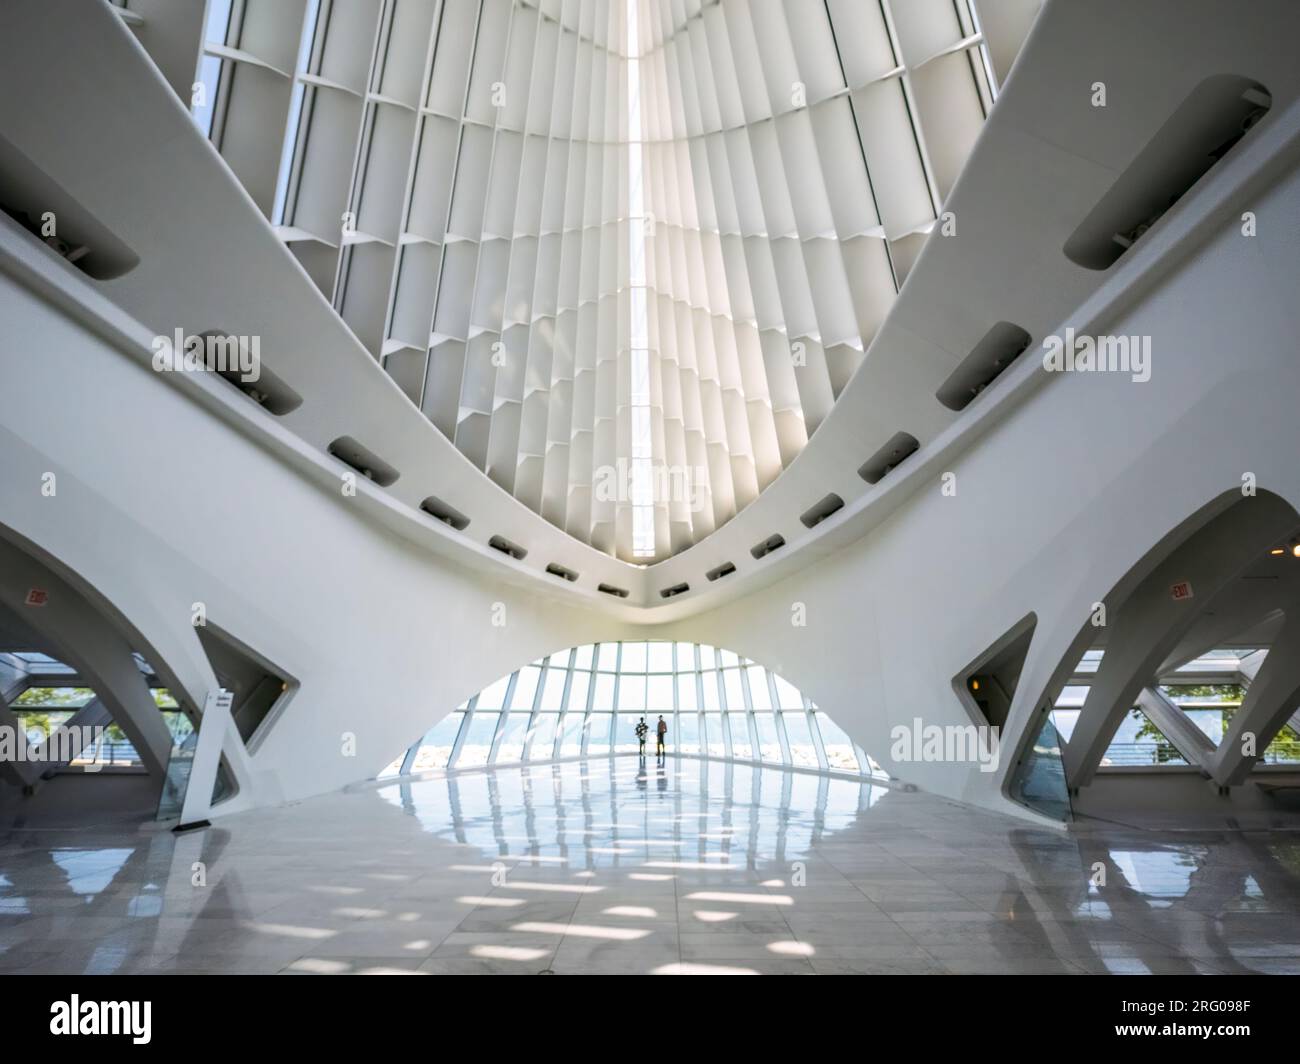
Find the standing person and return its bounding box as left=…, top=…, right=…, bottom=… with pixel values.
left=656, top=714, right=668, bottom=758
left=636, top=716, right=648, bottom=756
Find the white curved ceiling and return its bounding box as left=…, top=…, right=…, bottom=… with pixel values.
left=9, top=0, right=1295, bottom=624
left=185, top=0, right=1026, bottom=562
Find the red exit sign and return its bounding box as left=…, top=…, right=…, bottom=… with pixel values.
left=1170, top=581, right=1194, bottom=601
left=24, top=588, right=49, bottom=607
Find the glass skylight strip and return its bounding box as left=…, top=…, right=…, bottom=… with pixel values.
left=627, top=0, right=656, bottom=558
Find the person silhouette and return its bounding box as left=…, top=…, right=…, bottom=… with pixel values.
left=635, top=716, right=648, bottom=757
left=656, top=714, right=668, bottom=759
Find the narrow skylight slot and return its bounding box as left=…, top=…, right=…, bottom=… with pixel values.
left=627, top=0, right=654, bottom=559
left=271, top=0, right=321, bottom=226
left=192, top=0, right=233, bottom=136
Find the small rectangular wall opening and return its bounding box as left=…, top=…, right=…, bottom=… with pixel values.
left=0, top=132, right=140, bottom=279
left=488, top=534, right=527, bottom=560
left=1063, top=75, right=1271, bottom=270
left=193, top=623, right=296, bottom=752
left=800, top=492, right=844, bottom=529
left=192, top=332, right=303, bottom=415
left=660, top=582, right=689, bottom=599
left=750, top=533, right=786, bottom=560
left=706, top=561, right=736, bottom=582
left=954, top=614, right=1037, bottom=733
left=213, top=361, right=303, bottom=415
left=327, top=436, right=400, bottom=486
left=421, top=495, right=470, bottom=531
left=597, top=583, right=629, bottom=599
left=858, top=431, right=919, bottom=485
left=545, top=562, right=578, bottom=582
left=936, top=322, right=1032, bottom=411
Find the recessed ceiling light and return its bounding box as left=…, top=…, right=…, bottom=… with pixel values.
left=1271, top=548, right=1286, bottom=555
left=1292, top=544, right=1300, bottom=558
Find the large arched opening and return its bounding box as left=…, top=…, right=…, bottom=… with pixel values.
left=0, top=524, right=193, bottom=825
left=379, top=640, right=885, bottom=781
left=1014, top=490, right=1300, bottom=825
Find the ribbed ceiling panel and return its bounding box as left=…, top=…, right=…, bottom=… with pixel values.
left=192, top=0, right=1009, bottom=564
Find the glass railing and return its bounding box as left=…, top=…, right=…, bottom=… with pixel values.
left=1007, top=709, right=1072, bottom=821
left=154, top=725, right=200, bottom=821
left=156, top=692, right=236, bottom=822
left=68, top=736, right=142, bottom=769
left=1099, top=740, right=1300, bottom=767
left=1100, top=742, right=1188, bottom=767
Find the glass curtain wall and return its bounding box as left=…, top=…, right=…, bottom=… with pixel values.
left=383, top=642, right=882, bottom=779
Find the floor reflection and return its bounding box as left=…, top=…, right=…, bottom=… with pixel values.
left=2, top=756, right=1300, bottom=974
left=381, top=757, right=885, bottom=873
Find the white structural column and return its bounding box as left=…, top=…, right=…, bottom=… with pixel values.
left=1209, top=607, right=1300, bottom=786
left=1268, top=659, right=1300, bottom=738
left=1060, top=497, right=1297, bottom=790
left=1206, top=607, right=1300, bottom=743
left=1133, top=687, right=1216, bottom=772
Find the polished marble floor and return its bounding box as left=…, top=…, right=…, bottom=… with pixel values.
left=3, top=757, right=1300, bottom=974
